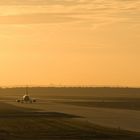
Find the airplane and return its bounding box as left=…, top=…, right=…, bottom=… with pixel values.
left=16, top=87, right=36, bottom=103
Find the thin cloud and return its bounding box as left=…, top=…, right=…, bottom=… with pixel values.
left=0, top=0, right=139, bottom=26
left=0, top=0, right=82, bottom=6
left=0, top=13, right=81, bottom=24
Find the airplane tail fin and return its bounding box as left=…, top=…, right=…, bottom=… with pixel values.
left=25, top=87, right=29, bottom=95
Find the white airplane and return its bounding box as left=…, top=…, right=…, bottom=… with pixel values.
left=16, top=87, right=36, bottom=103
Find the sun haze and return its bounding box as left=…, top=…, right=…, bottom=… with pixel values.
left=0, top=0, right=140, bottom=87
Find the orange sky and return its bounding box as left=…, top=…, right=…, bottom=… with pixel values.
left=0, top=0, right=140, bottom=87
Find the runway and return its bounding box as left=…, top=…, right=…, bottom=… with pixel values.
left=7, top=99, right=140, bottom=132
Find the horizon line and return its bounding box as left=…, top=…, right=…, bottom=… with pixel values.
left=0, top=85, right=140, bottom=89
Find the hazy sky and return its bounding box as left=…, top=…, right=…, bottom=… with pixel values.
left=0, top=0, right=140, bottom=87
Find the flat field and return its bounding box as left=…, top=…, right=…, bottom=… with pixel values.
left=0, top=87, right=140, bottom=139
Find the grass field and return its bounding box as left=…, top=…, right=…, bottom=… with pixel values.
left=59, top=99, right=140, bottom=111
left=1, top=87, right=140, bottom=99
left=0, top=102, right=139, bottom=140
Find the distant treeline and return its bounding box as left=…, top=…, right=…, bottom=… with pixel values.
left=0, top=87, right=140, bottom=97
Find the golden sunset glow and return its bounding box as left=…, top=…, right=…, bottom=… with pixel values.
left=0, top=0, right=140, bottom=87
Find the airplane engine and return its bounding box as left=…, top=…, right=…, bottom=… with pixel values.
left=16, top=100, right=20, bottom=102
left=33, top=99, right=36, bottom=102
